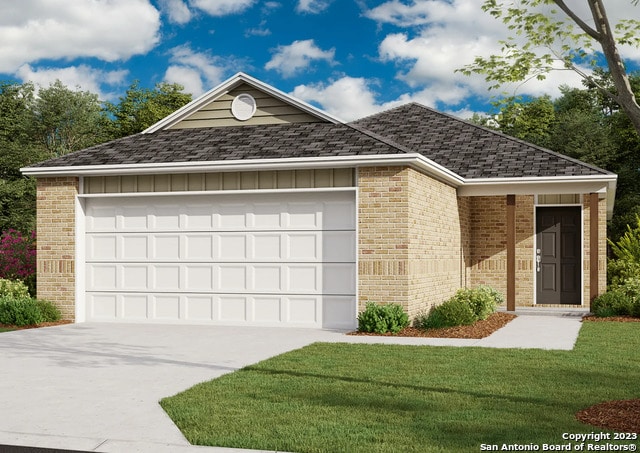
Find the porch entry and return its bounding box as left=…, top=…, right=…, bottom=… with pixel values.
left=536, top=206, right=581, bottom=305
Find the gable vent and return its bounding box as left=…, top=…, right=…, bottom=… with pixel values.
left=231, top=93, right=257, bottom=121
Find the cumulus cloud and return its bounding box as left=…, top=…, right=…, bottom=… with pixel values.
left=292, top=77, right=404, bottom=121
left=0, top=0, right=160, bottom=73
left=265, top=39, right=336, bottom=77
left=16, top=64, right=128, bottom=100
left=163, top=45, right=226, bottom=96
left=158, top=0, right=192, bottom=24
left=190, top=0, right=255, bottom=16
left=296, top=0, right=334, bottom=14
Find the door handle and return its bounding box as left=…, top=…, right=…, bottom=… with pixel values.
left=536, top=249, right=541, bottom=272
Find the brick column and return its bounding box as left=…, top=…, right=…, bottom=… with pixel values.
left=36, top=177, right=79, bottom=321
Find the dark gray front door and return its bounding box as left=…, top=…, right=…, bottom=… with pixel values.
left=536, top=207, right=581, bottom=305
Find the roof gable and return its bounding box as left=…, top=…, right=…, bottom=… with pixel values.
left=144, top=72, right=341, bottom=133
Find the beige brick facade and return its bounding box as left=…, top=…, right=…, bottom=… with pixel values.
left=358, top=166, right=468, bottom=318
left=33, top=168, right=609, bottom=324
left=36, top=177, right=78, bottom=320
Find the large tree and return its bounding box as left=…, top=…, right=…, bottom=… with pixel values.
left=460, top=0, right=640, bottom=136
left=33, top=80, right=110, bottom=157
left=105, top=81, right=192, bottom=138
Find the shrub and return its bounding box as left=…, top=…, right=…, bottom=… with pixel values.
left=419, top=297, right=477, bottom=329
left=0, top=278, right=30, bottom=299
left=418, top=286, right=504, bottom=329
left=0, top=230, right=36, bottom=295
left=0, top=296, right=61, bottom=326
left=358, top=302, right=409, bottom=334
left=591, top=277, right=640, bottom=318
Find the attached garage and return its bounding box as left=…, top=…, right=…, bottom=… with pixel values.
left=81, top=191, right=357, bottom=329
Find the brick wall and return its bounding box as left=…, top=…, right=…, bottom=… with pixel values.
left=584, top=195, right=608, bottom=303
left=358, top=166, right=467, bottom=319
left=36, top=177, right=78, bottom=320
left=468, top=195, right=535, bottom=306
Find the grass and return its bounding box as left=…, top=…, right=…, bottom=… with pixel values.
left=0, top=327, right=14, bottom=332
left=160, top=322, right=640, bottom=453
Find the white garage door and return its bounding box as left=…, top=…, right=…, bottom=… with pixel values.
left=83, top=191, right=356, bottom=328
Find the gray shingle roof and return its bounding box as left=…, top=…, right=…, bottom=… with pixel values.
left=28, top=102, right=612, bottom=180
left=351, top=103, right=611, bottom=178
left=28, top=122, right=407, bottom=168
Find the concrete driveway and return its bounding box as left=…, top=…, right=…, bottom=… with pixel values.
left=0, top=323, right=346, bottom=452
left=0, top=312, right=584, bottom=452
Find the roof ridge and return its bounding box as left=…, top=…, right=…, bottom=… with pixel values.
left=344, top=121, right=415, bottom=155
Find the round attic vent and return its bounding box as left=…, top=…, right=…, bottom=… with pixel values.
left=231, top=93, right=257, bottom=121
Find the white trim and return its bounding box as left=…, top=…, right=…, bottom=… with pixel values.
left=78, top=186, right=357, bottom=198
left=143, top=72, right=342, bottom=133
left=75, top=190, right=86, bottom=323
left=354, top=167, right=361, bottom=325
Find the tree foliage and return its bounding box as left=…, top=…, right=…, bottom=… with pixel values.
left=0, top=79, right=192, bottom=233
left=460, top=0, right=640, bottom=136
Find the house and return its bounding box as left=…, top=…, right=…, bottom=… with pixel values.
left=22, top=73, right=617, bottom=329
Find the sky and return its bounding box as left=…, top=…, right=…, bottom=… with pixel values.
left=1, top=0, right=639, bottom=122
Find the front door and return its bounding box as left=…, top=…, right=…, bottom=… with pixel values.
left=536, top=207, right=581, bottom=305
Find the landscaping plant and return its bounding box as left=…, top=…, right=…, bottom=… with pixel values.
left=357, top=302, right=409, bottom=334
left=418, top=286, right=503, bottom=329
left=0, top=292, right=60, bottom=327
left=0, top=230, right=36, bottom=295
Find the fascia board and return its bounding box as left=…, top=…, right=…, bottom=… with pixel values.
left=20, top=153, right=465, bottom=185
left=142, top=72, right=342, bottom=133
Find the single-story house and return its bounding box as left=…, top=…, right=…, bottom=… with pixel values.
left=22, top=72, right=617, bottom=329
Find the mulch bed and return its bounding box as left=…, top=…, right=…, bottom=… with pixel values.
left=582, top=315, right=640, bottom=322
left=0, top=320, right=72, bottom=330
left=348, top=312, right=517, bottom=339
left=576, top=399, right=640, bottom=433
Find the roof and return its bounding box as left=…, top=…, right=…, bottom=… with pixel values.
left=26, top=122, right=409, bottom=168
left=351, top=103, right=613, bottom=179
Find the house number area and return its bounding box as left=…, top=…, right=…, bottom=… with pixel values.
left=479, top=434, right=639, bottom=451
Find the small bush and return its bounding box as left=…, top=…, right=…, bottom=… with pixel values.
left=593, top=277, right=640, bottom=318
left=0, top=297, right=61, bottom=326
left=358, top=302, right=409, bottom=334
left=418, top=286, right=504, bottom=329
left=419, top=297, right=477, bottom=329
left=0, top=279, right=30, bottom=299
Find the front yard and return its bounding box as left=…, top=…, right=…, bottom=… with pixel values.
left=161, top=321, right=640, bottom=453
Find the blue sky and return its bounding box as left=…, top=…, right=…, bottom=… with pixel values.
left=1, top=0, right=639, bottom=121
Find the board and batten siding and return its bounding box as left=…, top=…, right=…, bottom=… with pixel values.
left=168, top=84, right=324, bottom=129
left=84, top=169, right=355, bottom=194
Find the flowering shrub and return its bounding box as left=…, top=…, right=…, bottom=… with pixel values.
left=0, top=230, right=36, bottom=294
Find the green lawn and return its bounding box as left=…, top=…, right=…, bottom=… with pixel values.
left=160, top=322, right=640, bottom=453
left=0, top=327, right=15, bottom=332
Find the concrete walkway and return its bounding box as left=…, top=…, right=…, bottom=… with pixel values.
left=0, top=310, right=586, bottom=453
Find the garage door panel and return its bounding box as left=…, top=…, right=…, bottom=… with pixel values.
left=323, top=231, right=356, bottom=262
left=323, top=201, right=356, bottom=230
left=85, top=192, right=356, bottom=328
left=88, top=235, right=118, bottom=260
left=121, top=265, right=148, bottom=290
left=185, top=265, right=214, bottom=291
left=323, top=263, right=357, bottom=294
left=121, top=235, right=148, bottom=260
left=121, top=295, right=148, bottom=319
left=185, top=235, right=214, bottom=260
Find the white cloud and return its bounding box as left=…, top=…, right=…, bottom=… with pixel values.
left=16, top=64, right=128, bottom=100
left=296, top=0, right=334, bottom=14
left=163, top=45, right=226, bottom=96
left=158, top=0, right=192, bottom=24
left=265, top=39, right=336, bottom=78
left=0, top=0, right=160, bottom=73
left=292, top=77, right=405, bottom=121
left=189, top=0, right=255, bottom=16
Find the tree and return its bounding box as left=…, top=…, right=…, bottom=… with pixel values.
left=105, top=81, right=192, bottom=138
left=0, top=82, right=44, bottom=233
left=460, top=0, right=640, bottom=136
left=33, top=80, right=110, bottom=157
